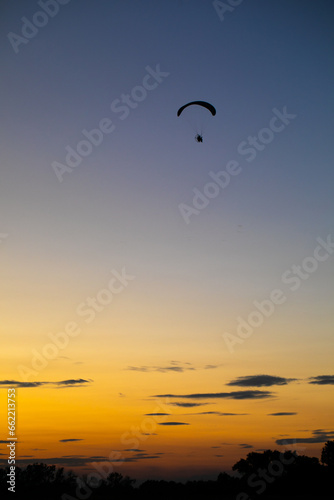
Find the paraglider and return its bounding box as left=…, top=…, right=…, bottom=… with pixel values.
left=177, top=101, right=216, bottom=142
left=177, top=101, right=216, bottom=118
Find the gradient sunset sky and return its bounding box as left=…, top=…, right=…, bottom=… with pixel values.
left=1, top=0, right=334, bottom=482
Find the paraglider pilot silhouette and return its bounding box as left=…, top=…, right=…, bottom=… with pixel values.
left=177, top=101, right=216, bottom=143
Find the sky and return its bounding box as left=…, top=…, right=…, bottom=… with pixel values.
left=0, top=0, right=334, bottom=483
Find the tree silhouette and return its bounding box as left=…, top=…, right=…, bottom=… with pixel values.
left=0, top=449, right=333, bottom=500
left=232, top=449, right=296, bottom=475
left=321, top=440, right=334, bottom=467
left=106, top=471, right=135, bottom=490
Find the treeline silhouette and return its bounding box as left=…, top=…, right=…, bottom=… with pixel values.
left=1, top=441, right=333, bottom=499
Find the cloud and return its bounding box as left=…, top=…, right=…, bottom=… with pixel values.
left=276, top=429, right=334, bottom=445
left=59, top=439, right=84, bottom=443
left=239, top=443, right=254, bottom=449
left=227, top=375, right=295, bottom=387
left=123, top=449, right=146, bottom=452
left=127, top=365, right=190, bottom=373
left=158, top=422, right=190, bottom=426
left=308, top=375, right=334, bottom=385
left=153, top=390, right=273, bottom=400
left=0, top=379, right=92, bottom=389
left=56, top=379, right=92, bottom=387
left=126, top=361, right=221, bottom=373
left=220, top=412, right=249, bottom=416
left=268, top=412, right=297, bottom=416
left=0, top=453, right=162, bottom=468
left=0, top=380, right=44, bottom=388
left=122, top=455, right=161, bottom=462
left=126, top=360, right=195, bottom=373
left=145, top=413, right=170, bottom=416
left=169, top=402, right=209, bottom=408
left=193, top=412, right=248, bottom=416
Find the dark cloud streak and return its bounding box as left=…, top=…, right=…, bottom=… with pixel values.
left=0, top=379, right=92, bottom=388
left=159, top=422, right=189, bottom=426
left=153, top=390, right=273, bottom=400
left=169, top=402, right=209, bottom=408
left=268, top=412, right=297, bottom=416
left=59, top=439, right=84, bottom=443
left=227, top=375, right=296, bottom=387
left=308, top=375, right=334, bottom=385
left=276, top=429, right=334, bottom=445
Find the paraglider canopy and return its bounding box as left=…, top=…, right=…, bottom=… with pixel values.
left=177, top=101, right=216, bottom=142
left=177, top=101, right=216, bottom=117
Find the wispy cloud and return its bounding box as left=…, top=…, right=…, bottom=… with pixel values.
left=239, top=443, right=253, bottom=449
left=127, top=365, right=191, bottom=373
left=56, top=379, right=92, bottom=387
left=158, top=422, right=189, bottom=426
left=268, top=412, right=297, bottom=416
left=308, top=375, right=334, bottom=385
left=153, top=390, right=273, bottom=400
left=145, top=413, right=170, bottom=416
left=126, top=361, right=222, bottom=373
left=276, top=429, right=334, bottom=445
left=0, top=379, right=92, bottom=388
left=59, top=439, right=84, bottom=443
left=0, top=453, right=162, bottom=468
left=192, top=411, right=249, bottom=416
left=123, top=449, right=146, bottom=452
left=0, top=380, right=44, bottom=388
left=169, top=402, right=209, bottom=408
left=227, top=375, right=296, bottom=387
